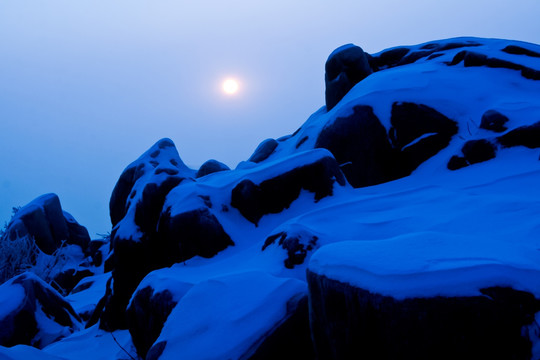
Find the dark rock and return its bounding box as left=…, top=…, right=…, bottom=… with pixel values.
left=147, top=341, right=167, bottom=360
left=262, top=231, right=319, bottom=269
left=498, top=121, right=540, bottom=148
left=245, top=295, right=315, bottom=360
left=127, top=286, right=178, bottom=359
left=157, top=206, right=234, bottom=262
left=371, top=47, right=410, bottom=69
left=231, top=154, right=346, bottom=225
left=480, top=110, right=509, bottom=132
left=296, top=136, right=309, bottom=149
left=248, top=139, right=279, bottom=163
left=4, top=194, right=90, bottom=255
left=316, top=105, right=396, bottom=187
left=325, top=44, right=373, bottom=110
left=461, top=139, right=497, bottom=164
left=502, top=45, right=540, bottom=58
left=62, top=211, right=90, bottom=251
left=88, top=239, right=107, bottom=267
left=447, top=155, right=469, bottom=170
left=450, top=51, right=488, bottom=67
left=397, top=50, right=434, bottom=66
left=0, top=272, right=81, bottom=348
left=390, top=102, right=458, bottom=175
left=51, top=269, right=94, bottom=296
left=307, top=271, right=540, bottom=360
left=196, top=159, right=230, bottom=178
left=522, top=67, right=540, bottom=80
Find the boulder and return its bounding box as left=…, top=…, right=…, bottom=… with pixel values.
left=231, top=153, right=346, bottom=225
left=447, top=155, right=469, bottom=170
left=244, top=295, right=315, bottom=360
left=498, top=121, right=540, bottom=149
left=480, top=110, right=509, bottom=132
left=262, top=229, right=319, bottom=269
left=325, top=44, right=373, bottom=110
left=196, top=159, right=230, bottom=178
left=315, top=105, right=396, bottom=187
left=502, top=45, right=540, bottom=58
left=101, top=138, right=193, bottom=330
left=0, top=272, right=82, bottom=349
left=248, top=138, right=279, bottom=163
left=146, top=272, right=307, bottom=360
left=390, top=102, right=458, bottom=174
left=308, top=271, right=539, bottom=360
left=157, top=205, right=234, bottom=262
left=126, top=287, right=179, bottom=359
left=4, top=194, right=90, bottom=255
left=461, top=139, right=497, bottom=164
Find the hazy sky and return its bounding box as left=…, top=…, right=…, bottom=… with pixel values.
left=1, top=1, right=540, bottom=236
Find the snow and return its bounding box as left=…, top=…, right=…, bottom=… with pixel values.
left=154, top=271, right=306, bottom=360
left=0, top=280, right=25, bottom=322
left=43, top=326, right=136, bottom=360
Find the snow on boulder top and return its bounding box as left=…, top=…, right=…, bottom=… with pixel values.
left=308, top=232, right=540, bottom=300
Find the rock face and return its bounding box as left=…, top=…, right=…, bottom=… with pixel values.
left=390, top=102, right=458, bottom=175
left=126, top=286, right=179, bottom=359
left=315, top=105, right=396, bottom=187
left=231, top=153, right=346, bottom=225
left=325, top=44, right=373, bottom=110
left=100, top=138, right=235, bottom=330
left=101, top=138, right=193, bottom=330
left=4, top=194, right=90, bottom=255
left=0, top=272, right=82, bottom=349
left=307, top=271, right=540, bottom=360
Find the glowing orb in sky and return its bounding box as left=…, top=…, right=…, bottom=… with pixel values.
left=222, top=78, right=239, bottom=95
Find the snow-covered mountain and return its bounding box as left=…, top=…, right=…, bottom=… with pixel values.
left=1, top=37, right=540, bottom=359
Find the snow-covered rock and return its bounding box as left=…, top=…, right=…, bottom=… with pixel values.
left=0, top=272, right=82, bottom=348
left=4, top=193, right=90, bottom=255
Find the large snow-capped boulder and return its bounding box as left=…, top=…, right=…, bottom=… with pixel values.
left=325, top=44, right=373, bottom=110
left=146, top=271, right=309, bottom=360
left=4, top=193, right=90, bottom=255
left=307, top=236, right=540, bottom=359
left=0, top=272, right=82, bottom=349
left=231, top=149, right=346, bottom=225
left=101, top=138, right=194, bottom=329
left=315, top=105, right=397, bottom=187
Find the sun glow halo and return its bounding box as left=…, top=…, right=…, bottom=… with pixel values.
left=222, top=78, right=239, bottom=95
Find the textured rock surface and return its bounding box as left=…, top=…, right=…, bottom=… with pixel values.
left=307, top=271, right=540, bottom=360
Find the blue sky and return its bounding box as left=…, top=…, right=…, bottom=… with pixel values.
left=1, top=0, right=540, bottom=236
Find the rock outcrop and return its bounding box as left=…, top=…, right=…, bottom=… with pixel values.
left=0, top=272, right=82, bottom=348
left=4, top=193, right=90, bottom=255
left=325, top=44, right=373, bottom=111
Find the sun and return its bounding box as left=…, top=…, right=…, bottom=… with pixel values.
left=222, top=78, right=239, bottom=95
